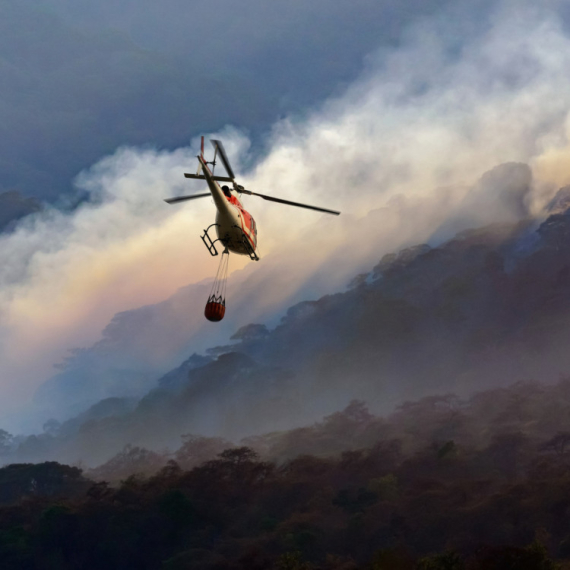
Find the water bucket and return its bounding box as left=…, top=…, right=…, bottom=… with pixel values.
left=205, top=301, right=225, bottom=322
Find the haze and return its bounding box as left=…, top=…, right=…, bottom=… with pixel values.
left=2, top=0, right=570, bottom=432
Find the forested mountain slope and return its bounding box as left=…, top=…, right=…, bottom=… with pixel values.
left=9, top=185, right=570, bottom=466
left=4, top=380, right=570, bottom=569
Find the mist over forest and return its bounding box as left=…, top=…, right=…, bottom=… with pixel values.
left=1, top=162, right=570, bottom=470
left=4, top=373, right=570, bottom=567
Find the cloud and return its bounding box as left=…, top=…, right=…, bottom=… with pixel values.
left=3, top=0, right=570, bottom=430
left=0, top=134, right=247, bottom=412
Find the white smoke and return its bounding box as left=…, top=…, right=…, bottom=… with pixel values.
left=2, top=0, right=570, bottom=431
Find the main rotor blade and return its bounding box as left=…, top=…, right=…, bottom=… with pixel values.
left=210, top=140, right=235, bottom=180
left=241, top=189, right=340, bottom=215
left=164, top=193, right=211, bottom=204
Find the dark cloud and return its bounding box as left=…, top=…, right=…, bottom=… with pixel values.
left=0, top=2, right=272, bottom=201
left=1, top=0, right=495, bottom=202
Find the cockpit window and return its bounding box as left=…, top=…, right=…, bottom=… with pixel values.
left=221, top=185, right=232, bottom=198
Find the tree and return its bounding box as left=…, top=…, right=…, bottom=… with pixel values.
left=230, top=323, right=269, bottom=341
left=370, top=548, right=413, bottom=570
left=0, top=430, right=13, bottom=455
left=276, top=551, right=313, bottom=570
left=174, top=435, right=231, bottom=470
left=88, top=445, right=166, bottom=481
left=218, top=447, right=259, bottom=465
left=485, top=432, right=529, bottom=480
left=0, top=462, right=89, bottom=504
left=416, top=551, right=464, bottom=570
left=476, top=541, right=560, bottom=570
left=540, top=432, right=570, bottom=457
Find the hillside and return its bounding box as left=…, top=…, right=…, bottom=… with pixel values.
left=3, top=380, right=570, bottom=568
left=8, top=182, right=570, bottom=466
left=30, top=160, right=537, bottom=421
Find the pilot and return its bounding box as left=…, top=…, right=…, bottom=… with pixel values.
left=221, top=185, right=232, bottom=198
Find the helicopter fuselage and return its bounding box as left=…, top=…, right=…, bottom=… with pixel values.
left=215, top=194, right=257, bottom=256
left=198, top=155, right=258, bottom=257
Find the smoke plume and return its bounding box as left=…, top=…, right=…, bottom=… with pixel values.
left=2, top=0, right=570, bottom=430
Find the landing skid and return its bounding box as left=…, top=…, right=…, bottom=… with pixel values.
left=201, top=224, right=259, bottom=261
left=201, top=224, right=221, bottom=256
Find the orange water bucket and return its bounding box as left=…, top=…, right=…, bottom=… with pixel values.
left=205, top=301, right=225, bottom=322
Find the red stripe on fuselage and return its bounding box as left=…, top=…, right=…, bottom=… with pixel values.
left=237, top=204, right=256, bottom=250
left=226, top=196, right=256, bottom=250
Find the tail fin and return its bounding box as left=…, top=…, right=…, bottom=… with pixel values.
left=195, top=136, right=205, bottom=175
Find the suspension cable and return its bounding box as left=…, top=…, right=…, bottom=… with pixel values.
left=208, top=249, right=230, bottom=305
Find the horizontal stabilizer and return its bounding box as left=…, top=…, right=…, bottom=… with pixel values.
left=184, top=173, right=233, bottom=182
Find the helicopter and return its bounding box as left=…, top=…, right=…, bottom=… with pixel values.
left=164, top=137, right=340, bottom=321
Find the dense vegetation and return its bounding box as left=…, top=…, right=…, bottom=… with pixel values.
left=4, top=380, right=570, bottom=568
left=3, top=171, right=570, bottom=567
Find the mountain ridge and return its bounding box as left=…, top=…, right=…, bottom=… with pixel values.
left=8, top=179, right=570, bottom=466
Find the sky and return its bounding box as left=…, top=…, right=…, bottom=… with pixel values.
left=2, top=0, right=570, bottom=431
left=0, top=0, right=466, bottom=201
